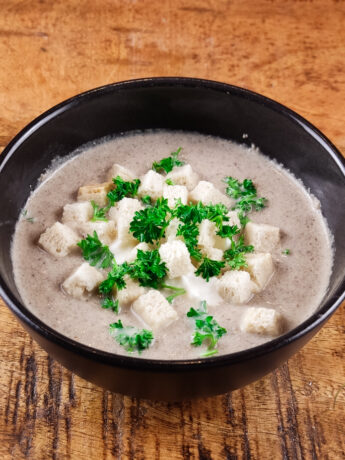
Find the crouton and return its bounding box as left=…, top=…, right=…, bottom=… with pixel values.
left=38, top=222, right=79, bottom=257
left=108, top=163, right=136, bottom=182
left=244, top=253, right=274, bottom=293
left=244, top=222, right=280, bottom=252
left=202, top=246, right=224, bottom=261
left=82, top=221, right=117, bottom=245
left=159, top=240, right=194, bottom=278
left=132, top=290, right=178, bottom=330
left=138, top=170, right=164, bottom=200
left=77, top=182, right=113, bottom=206
left=198, top=219, right=217, bottom=249
left=166, top=164, right=199, bottom=191
left=164, top=218, right=183, bottom=241
left=116, top=276, right=146, bottom=306
left=217, top=270, right=255, bottom=304
left=62, top=263, right=104, bottom=299
left=227, top=210, right=241, bottom=229
left=189, top=181, right=231, bottom=207
left=163, top=184, right=188, bottom=208
left=62, top=201, right=94, bottom=225
left=108, top=197, right=144, bottom=245
left=241, top=307, right=284, bottom=336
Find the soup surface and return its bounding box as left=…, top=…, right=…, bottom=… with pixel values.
left=11, top=131, right=333, bottom=359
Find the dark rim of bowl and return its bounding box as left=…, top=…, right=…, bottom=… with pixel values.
left=1, top=77, right=345, bottom=371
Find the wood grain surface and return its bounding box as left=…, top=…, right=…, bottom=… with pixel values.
left=1, top=1, right=345, bottom=458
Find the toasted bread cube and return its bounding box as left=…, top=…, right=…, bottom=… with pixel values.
left=62, top=201, right=94, bottom=225
left=244, top=253, right=274, bottom=293
left=202, top=246, right=224, bottom=261
left=39, top=222, right=79, bottom=257
left=244, top=222, right=280, bottom=252
left=189, top=181, right=231, bottom=207
left=126, top=242, right=151, bottom=263
left=241, top=307, right=284, bottom=336
left=132, top=290, right=178, bottom=330
left=138, top=170, right=164, bottom=201
left=108, top=164, right=136, bottom=182
left=164, top=218, right=183, bottom=241
left=108, top=197, right=144, bottom=245
left=116, top=276, right=146, bottom=306
left=82, top=221, right=117, bottom=245
left=227, top=211, right=241, bottom=229
left=62, top=263, right=104, bottom=299
left=77, top=182, right=113, bottom=206
left=166, top=164, right=199, bottom=191
left=159, top=240, right=194, bottom=278
left=217, top=271, right=255, bottom=304
left=163, top=184, right=188, bottom=208
left=198, top=219, right=229, bottom=252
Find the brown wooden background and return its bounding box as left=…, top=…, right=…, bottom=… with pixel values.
left=1, top=1, right=345, bottom=458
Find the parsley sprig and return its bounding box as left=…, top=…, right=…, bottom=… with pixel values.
left=129, top=249, right=168, bottom=288
left=101, top=296, right=119, bottom=313
left=109, top=320, right=153, bottom=354
left=152, top=147, right=184, bottom=173
left=99, top=259, right=130, bottom=294
left=107, top=176, right=141, bottom=205
left=195, top=257, right=225, bottom=281
left=90, top=200, right=110, bottom=222
left=130, top=198, right=171, bottom=244
left=187, top=301, right=227, bottom=357
left=224, top=177, right=267, bottom=214
left=77, top=231, right=113, bottom=268
left=223, top=236, right=254, bottom=270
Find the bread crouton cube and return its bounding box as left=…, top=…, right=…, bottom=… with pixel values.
left=126, top=242, right=152, bottom=263
left=116, top=276, right=146, bottom=306
left=132, top=290, right=178, bottom=330
left=189, top=181, right=231, bottom=207
left=227, top=211, right=241, bottom=229
left=62, top=263, right=104, bottom=299
left=166, top=164, right=199, bottom=191
left=38, top=222, right=79, bottom=257
left=217, top=271, right=255, bottom=304
left=82, top=221, right=117, bottom=245
left=241, top=307, right=284, bottom=336
left=198, top=219, right=229, bottom=252
left=138, top=170, right=164, bottom=201
left=163, top=184, right=188, bottom=208
left=159, top=240, right=194, bottom=278
left=108, top=163, right=136, bottom=182
left=164, top=218, right=183, bottom=241
left=108, top=197, right=144, bottom=245
left=244, top=253, right=274, bottom=293
left=77, top=182, right=113, bottom=206
left=244, top=222, right=280, bottom=252
left=202, top=246, right=224, bottom=261
left=62, top=201, right=94, bottom=225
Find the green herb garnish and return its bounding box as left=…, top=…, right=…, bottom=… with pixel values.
left=128, top=249, right=168, bottom=288
left=90, top=200, right=110, bottom=222
left=77, top=231, right=114, bottom=268
left=129, top=198, right=171, bottom=244
left=165, top=178, right=174, bottom=185
left=109, top=320, right=153, bottom=354
left=195, top=257, right=225, bottom=282
left=101, top=296, right=119, bottom=313
left=161, top=284, right=186, bottom=303
left=141, top=195, right=152, bottom=205
left=107, top=176, right=140, bottom=205
left=187, top=300, right=227, bottom=357
left=152, top=147, right=184, bottom=174
left=21, top=209, right=35, bottom=223
left=282, top=249, right=291, bottom=255
left=99, top=259, right=130, bottom=294
left=224, top=177, right=267, bottom=214
left=223, top=236, right=254, bottom=270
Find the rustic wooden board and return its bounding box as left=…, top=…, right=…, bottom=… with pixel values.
left=0, top=0, right=344, bottom=458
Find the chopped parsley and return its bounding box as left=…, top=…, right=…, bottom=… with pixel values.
left=223, top=236, right=254, bottom=270
left=187, top=301, right=227, bottom=357
left=128, top=249, right=168, bottom=288
left=141, top=195, right=152, bottom=205
left=21, top=209, right=35, bottom=223
left=152, top=147, right=184, bottom=174
left=282, top=248, right=291, bottom=255
left=129, top=198, right=171, bottom=244
left=109, top=320, right=153, bottom=354
left=90, top=200, right=110, bottom=222
left=107, top=176, right=140, bottom=205
left=176, top=222, right=202, bottom=261
left=77, top=231, right=114, bottom=268
left=195, top=257, right=225, bottom=282
left=161, top=284, right=186, bottom=303
left=99, top=259, right=130, bottom=294
left=165, top=178, right=174, bottom=185
left=224, top=176, right=267, bottom=214
left=101, top=296, right=119, bottom=313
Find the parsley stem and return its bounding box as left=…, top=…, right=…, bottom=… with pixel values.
left=201, top=349, right=219, bottom=357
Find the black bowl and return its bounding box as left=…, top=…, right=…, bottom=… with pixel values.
left=1, top=78, right=345, bottom=401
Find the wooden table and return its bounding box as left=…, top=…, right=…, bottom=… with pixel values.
left=1, top=1, right=344, bottom=458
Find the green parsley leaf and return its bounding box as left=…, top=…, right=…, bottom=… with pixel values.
left=141, top=195, right=152, bottom=205
left=282, top=249, right=291, bottom=255
left=107, top=176, right=140, bottom=205
left=99, top=260, right=130, bottom=294
left=165, top=178, right=174, bottom=185
left=109, top=320, right=153, bottom=354
left=129, top=198, right=171, bottom=244
left=152, top=147, right=184, bottom=174
left=187, top=300, right=227, bottom=356
left=77, top=231, right=114, bottom=268
left=205, top=203, right=229, bottom=230
left=174, top=201, right=208, bottom=224
left=224, top=176, right=267, bottom=214
left=223, top=236, right=254, bottom=270
left=195, top=257, right=225, bottom=282
left=176, top=222, right=202, bottom=261
left=160, top=283, right=186, bottom=303
left=238, top=211, right=249, bottom=227
left=101, top=296, right=119, bottom=313
left=128, top=249, right=168, bottom=288
left=90, top=200, right=110, bottom=222
left=216, top=224, right=240, bottom=239
left=21, top=209, right=35, bottom=223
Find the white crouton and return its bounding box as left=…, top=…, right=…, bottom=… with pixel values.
left=164, top=218, right=183, bottom=241
left=244, top=222, right=280, bottom=252
left=132, top=290, right=178, bottom=330
left=163, top=184, right=188, bottom=208
left=116, top=276, right=146, bottom=306
left=108, top=163, right=136, bottom=182
left=126, top=242, right=151, bottom=263
left=217, top=271, right=255, bottom=304
left=38, top=222, right=79, bottom=257
left=189, top=181, right=231, bottom=207
left=166, top=164, right=199, bottom=191
left=62, top=201, right=94, bottom=225
left=77, top=182, right=113, bottom=206
left=62, top=263, right=104, bottom=299
left=241, top=307, right=284, bottom=336
left=108, top=197, right=144, bottom=245
left=82, top=221, right=116, bottom=245
left=138, top=170, right=164, bottom=200
left=198, top=220, right=217, bottom=249
left=227, top=211, right=241, bottom=229
left=244, top=253, right=274, bottom=293
left=202, top=246, right=224, bottom=261
left=159, top=240, right=194, bottom=278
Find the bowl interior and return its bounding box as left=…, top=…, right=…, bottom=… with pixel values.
left=1, top=78, right=345, bottom=348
